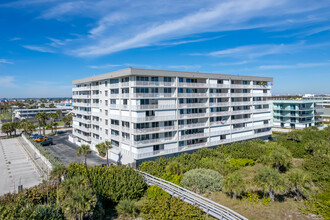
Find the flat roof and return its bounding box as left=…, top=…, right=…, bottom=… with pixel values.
left=14, top=107, right=72, bottom=112
left=73, top=68, right=273, bottom=84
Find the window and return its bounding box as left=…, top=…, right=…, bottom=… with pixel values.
left=105, top=81, right=108, bottom=87
left=151, top=77, right=158, bottom=82
left=217, top=79, right=223, bottom=84
left=111, top=99, right=116, bottom=104
left=105, top=100, right=108, bottom=106
left=179, top=78, right=184, bottom=82
left=105, top=110, right=108, bottom=116
left=105, top=129, right=108, bottom=135
left=164, top=77, right=171, bottom=82
left=151, top=88, right=158, bottom=93
left=164, top=88, right=171, bottom=93
left=137, top=76, right=148, bottom=81
left=123, top=99, right=128, bottom=105
left=105, top=119, right=108, bottom=125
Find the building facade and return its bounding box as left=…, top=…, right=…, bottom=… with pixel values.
left=70, top=68, right=273, bottom=165
left=303, top=95, right=330, bottom=127
left=272, top=100, right=321, bottom=129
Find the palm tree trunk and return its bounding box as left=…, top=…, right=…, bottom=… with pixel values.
left=84, top=155, right=87, bottom=167
left=106, top=151, right=109, bottom=166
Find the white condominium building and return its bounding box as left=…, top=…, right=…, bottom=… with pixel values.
left=70, top=68, right=273, bottom=165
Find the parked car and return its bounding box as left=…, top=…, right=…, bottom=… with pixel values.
left=40, top=138, right=53, bottom=146
left=34, top=136, right=47, bottom=142
left=31, top=134, right=43, bottom=139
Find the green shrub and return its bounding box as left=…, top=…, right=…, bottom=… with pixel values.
left=303, top=190, right=330, bottom=219
left=222, top=172, right=246, bottom=199
left=141, top=195, right=208, bottom=219
left=303, top=156, right=330, bottom=183
left=228, top=158, right=255, bottom=169
left=161, top=172, right=183, bottom=186
left=116, top=199, right=138, bottom=217
left=181, top=168, right=223, bottom=194
left=146, top=185, right=170, bottom=200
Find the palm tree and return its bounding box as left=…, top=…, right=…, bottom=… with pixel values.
left=222, top=172, right=246, bottom=199
left=76, top=145, right=92, bottom=167
left=49, top=113, right=59, bottom=133
left=11, top=121, right=20, bottom=136
left=56, top=109, right=63, bottom=120
left=35, top=112, right=48, bottom=136
left=254, top=166, right=285, bottom=202
left=51, top=165, right=68, bottom=203
left=287, top=170, right=312, bottom=200
left=268, top=147, right=292, bottom=171
left=1, top=123, right=12, bottom=137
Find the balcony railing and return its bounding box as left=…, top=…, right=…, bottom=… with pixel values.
left=72, top=94, right=91, bottom=99
left=231, top=118, right=252, bottom=123
left=209, top=84, right=230, bottom=88
left=133, top=136, right=176, bottom=146
left=178, top=82, right=207, bottom=88
left=73, top=86, right=91, bottom=92
left=178, top=122, right=207, bottom=129
left=209, top=102, right=230, bottom=107
left=74, top=117, right=91, bottom=124
left=132, top=93, right=175, bottom=98
left=231, top=101, right=252, bottom=106
left=230, top=84, right=252, bottom=88
left=134, top=126, right=176, bottom=134
left=73, top=102, right=91, bottom=107
left=252, top=85, right=271, bottom=89
left=178, top=103, right=208, bottom=108
left=178, top=93, right=208, bottom=98
left=180, top=132, right=207, bottom=140
left=179, top=113, right=208, bottom=119
left=209, top=111, right=230, bottom=116
left=232, top=126, right=253, bottom=132
left=131, top=115, right=177, bottom=122
left=209, top=93, right=230, bottom=97
left=210, top=120, right=231, bottom=126
left=253, top=101, right=269, bottom=105
left=231, top=110, right=253, bottom=115
left=230, top=93, right=252, bottom=97
left=73, top=109, right=91, bottom=115
left=131, top=81, right=175, bottom=87
left=73, top=132, right=91, bottom=141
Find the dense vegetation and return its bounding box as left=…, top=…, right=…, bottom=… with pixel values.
left=139, top=126, right=330, bottom=219
left=0, top=163, right=212, bottom=219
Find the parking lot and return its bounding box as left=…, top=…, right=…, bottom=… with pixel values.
left=46, top=130, right=106, bottom=166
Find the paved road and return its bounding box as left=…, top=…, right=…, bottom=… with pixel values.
left=47, top=130, right=106, bottom=166
left=0, top=138, right=42, bottom=195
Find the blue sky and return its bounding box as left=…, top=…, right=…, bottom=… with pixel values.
left=0, top=0, right=330, bottom=98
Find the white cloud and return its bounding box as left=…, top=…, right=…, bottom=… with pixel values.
left=192, top=41, right=330, bottom=58
left=22, top=45, right=55, bottom=53
left=213, top=61, right=250, bottom=66
left=259, top=62, right=330, bottom=70
left=88, top=64, right=121, bottom=69
left=0, top=76, right=16, bottom=88
left=0, top=59, right=14, bottom=64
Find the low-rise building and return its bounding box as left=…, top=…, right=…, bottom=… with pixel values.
left=303, top=95, right=330, bottom=127
left=14, top=106, right=73, bottom=119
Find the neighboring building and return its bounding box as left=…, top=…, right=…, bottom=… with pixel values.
left=14, top=106, right=73, bottom=119
left=272, top=100, right=321, bottom=129
left=268, top=95, right=302, bottom=100
left=303, top=95, right=330, bottom=127
left=70, top=68, right=273, bottom=165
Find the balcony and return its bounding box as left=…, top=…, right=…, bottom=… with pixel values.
left=231, top=110, right=253, bottom=115
left=74, top=116, right=91, bottom=124
left=254, top=124, right=271, bottom=129
left=73, top=102, right=91, bottom=107
left=252, top=85, right=271, bottom=89
left=230, top=93, right=252, bottom=97
left=208, top=130, right=230, bottom=136
left=131, top=81, right=175, bottom=87
left=75, top=125, right=91, bottom=133
left=179, top=113, right=208, bottom=119
left=230, top=84, right=252, bottom=88
left=253, top=130, right=272, bottom=138
left=209, top=102, right=230, bottom=107
left=232, top=126, right=253, bottom=132
left=178, top=93, right=208, bottom=98
left=252, top=93, right=271, bottom=97
left=131, top=115, right=177, bottom=122
left=133, top=136, right=176, bottom=146
left=132, top=93, right=175, bottom=98
left=73, top=131, right=91, bottom=141
left=73, top=109, right=91, bottom=115
left=178, top=82, right=207, bottom=88
left=253, top=101, right=269, bottom=105
left=231, top=118, right=252, bottom=123
left=210, top=120, right=231, bottom=126
left=209, top=111, right=230, bottom=117
left=73, top=86, right=91, bottom=92
left=253, top=108, right=270, bottom=113
left=178, top=141, right=207, bottom=151
left=209, top=84, right=230, bottom=88
left=134, top=125, right=176, bottom=134
left=178, top=103, right=208, bottom=108
left=91, top=103, right=99, bottom=108
left=231, top=101, right=252, bottom=106
left=178, top=122, right=207, bottom=129
left=180, top=132, right=207, bottom=140
left=209, top=93, right=230, bottom=97
left=131, top=104, right=177, bottom=110
left=72, top=94, right=91, bottom=99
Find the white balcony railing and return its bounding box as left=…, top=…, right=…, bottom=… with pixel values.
left=230, top=84, right=252, bottom=88
left=179, top=113, right=208, bottom=119
left=209, top=93, right=230, bottom=97
left=178, top=103, right=208, bottom=108
left=178, top=122, right=207, bottom=129
left=178, top=93, right=208, bottom=98
left=231, top=101, right=253, bottom=106
left=178, top=82, right=207, bottom=88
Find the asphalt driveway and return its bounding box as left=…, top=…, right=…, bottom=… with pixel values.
left=46, top=130, right=106, bottom=166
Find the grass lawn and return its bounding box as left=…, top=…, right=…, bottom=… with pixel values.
left=207, top=192, right=316, bottom=220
